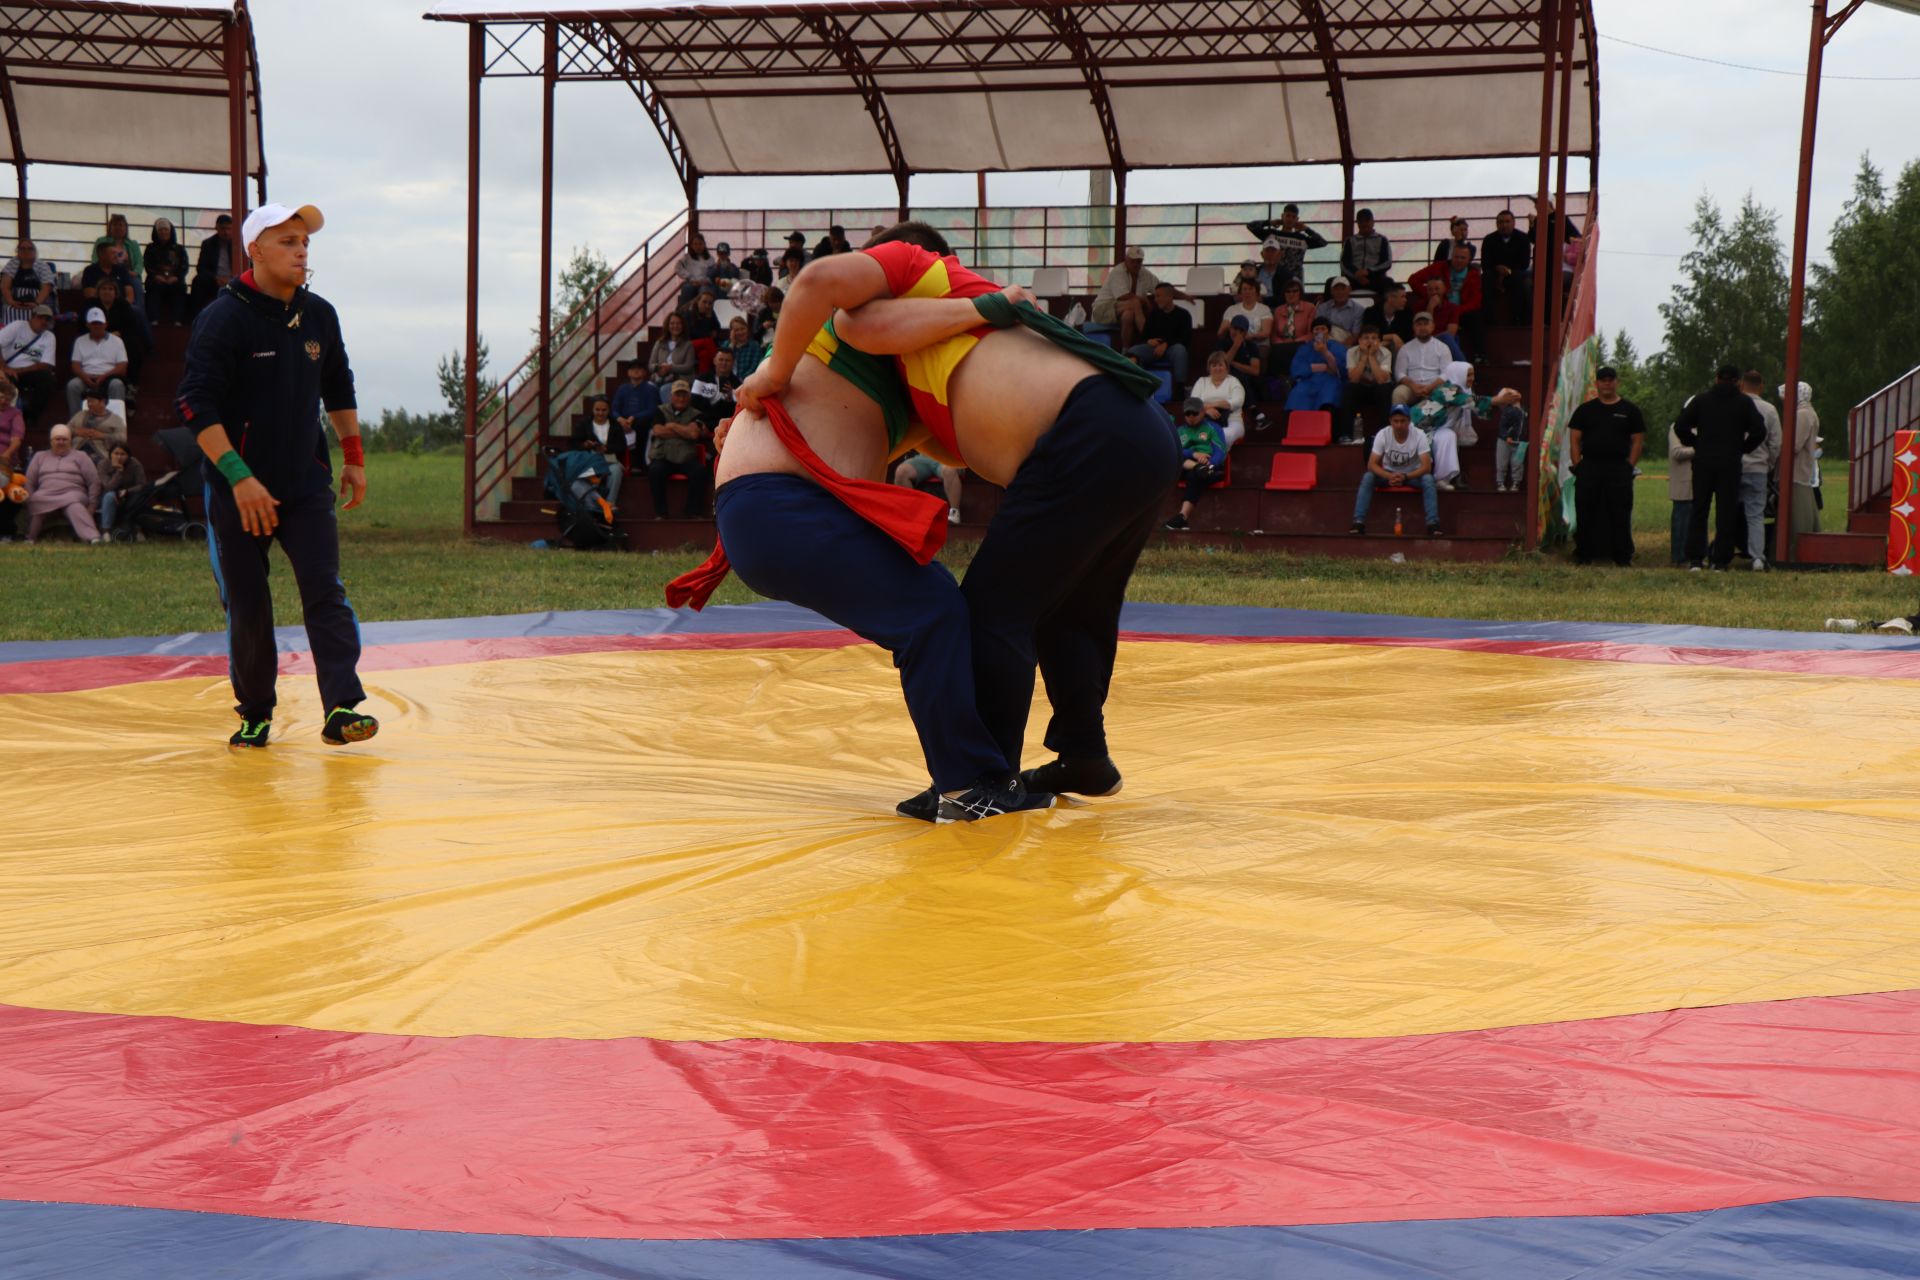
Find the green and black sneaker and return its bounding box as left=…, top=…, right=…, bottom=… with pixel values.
left=321, top=706, right=380, bottom=746
left=229, top=718, right=272, bottom=749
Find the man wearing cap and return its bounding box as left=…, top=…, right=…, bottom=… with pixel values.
left=1566, top=364, right=1646, bottom=567
left=0, top=303, right=57, bottom=424
left=1314, top=276, right=1366, bottom=345
left=1350, top=404, right=1442, bottom=537
left=1246, top=204, right=1327, bottom=288
left=709, top=241, right=741, bottom=288
left=646, top=379, right=712, bottom=518
left=175, top=202, right=376, bottom=750
left=1093, top=244, right=1162, bottom=350
left=67, top=307, right=129, bottom=415
left=1341, top=209, right=1394, bottom=294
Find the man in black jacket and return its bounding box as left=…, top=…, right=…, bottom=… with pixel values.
left=176, top=202, right=375, bottom=748
left=190, top=214, right=236, bottom=316
left=1675, top=364, right=1767, bottom=571
left=1246, top=204, right=1327, bottom=289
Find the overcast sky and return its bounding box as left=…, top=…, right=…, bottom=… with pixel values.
left=27, top=0, right=1920, bottom=417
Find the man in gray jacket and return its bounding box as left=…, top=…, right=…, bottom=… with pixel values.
left=1739, top=370, right=1782, bottom=571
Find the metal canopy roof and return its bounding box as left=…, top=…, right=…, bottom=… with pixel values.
left=426, top=0, right=1598, bottom=202
left=0, top=0, right=266, bottom=180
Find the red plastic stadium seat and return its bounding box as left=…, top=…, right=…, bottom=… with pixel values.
left=1209, top=455, right=1232, bottom=490
left=1285, top=410, right=1333, bottom=446
left=1263, top=452, right=1317, bottom=491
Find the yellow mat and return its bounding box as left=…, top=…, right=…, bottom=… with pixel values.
left=7, top=641, right=1920, bottom=1042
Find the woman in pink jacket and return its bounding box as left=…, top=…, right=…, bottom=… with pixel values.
left=24, top=425, right=103, bottom=543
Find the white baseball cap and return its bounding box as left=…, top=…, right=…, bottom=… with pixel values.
left=85, top=306, right=107, bottom=325
left=241, top=202, right=325, bottom=250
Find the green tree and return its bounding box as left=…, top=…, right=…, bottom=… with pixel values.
left=548, top=245, right=613, bottom=346
left=436, top=334, right=499, bottom=424
left=1641, top=193, right=1788, bottom=434
left=1807, top=155, right=1920, bottom=455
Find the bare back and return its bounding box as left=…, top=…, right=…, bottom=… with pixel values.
left=944, top=327, right=1104, bottom=487
left=715, top=353, right=891, bottom=488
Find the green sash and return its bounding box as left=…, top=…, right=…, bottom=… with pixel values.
left=971, top=293, right=1162, bottom=401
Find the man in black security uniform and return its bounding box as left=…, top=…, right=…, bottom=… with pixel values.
left=1675, top=364, right=1768, bottom=572
left=1566, top=365, right=1645, bottom=566
left=176, top=202, right=376, bottom=748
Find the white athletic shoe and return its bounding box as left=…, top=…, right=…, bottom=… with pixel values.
left=1751, top=557, right=1767, bottom=572
left=948, top=507, right=961, bottom=525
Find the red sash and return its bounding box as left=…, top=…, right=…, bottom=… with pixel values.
left=664, top=397, right=949, bottom=611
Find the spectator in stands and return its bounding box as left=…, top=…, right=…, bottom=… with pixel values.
left=191, top=214, right=236, bottom=313
left=1254, top=237, right=1287, bottom=303
left=1481, top=209, right=1531, bottom=314
left=67, top=308, right=129, bottom=416
left=647, top=379, right=711, bottom=518
left=1217, top=278, right=1273, bottom=348
left=812, top=225, right=852, bottom=260
left=67, top=387, right=127, bottom=465
left=1191, top=350, right=1247, bottom=447
left=1222, top=320, right=1265, bottom=416
left=91, top=277, right=147, bottom=387
left=3, top=240, right=54, bottom=326
left=1246, top=204, right=1326, bottom=287
left=574, top=395, right=631, bottom=484
left=892, top=451, right=964, bottom=525
left=682, top=289, right=722, bottom=342
left=144, top=218, right=190, bottom=326
left=1526, top=201, right=1583, bottom=300
left=1392, top=311, right=1450, bottom=406
left=1095, top=245, right=1161, bottom=349
left=1782, top=381, right=1821, bottom=537
left=1566, top=366, right=1646, bottom=566
left=1407, top=361, right=1523, bottom=492
left=1232, top=258, right=1261, bottom=295
left=1342, top=324, right=1393, bottom=445
left=784, top=231, right=808, bottom=263
left=96, top=213, right=144, bottom=279
left=1349, top=404, right=1441, bottom=536
left=777, top=247, right=807, bottom=290
left=1676, top=366, right=1767, bottom=571
left=1409, top=245, right=1484, bottom=357
left=1495, top=401, right=1529, bottom=493
left=0, top=304, right=57, bottom=424
left=1315, top=276, right=1366, bottom=344
left=1666, top=412, right=1695, bottom=567
left=1124, top=281, right=1192, bottom=391
left=720, top=314, right=764, bottom=377
left=1268, top=277, right=1317, bottom=385
left=0, top=379, right=23, bottom=473
left=1413, top=278, right=1467, bottom=361
left=1362, top=281, right=1415, bottom=352
left=1166, top=396, right=1226, bottom=532
left=1284, top=318, right=1346, bottom=416
left=695, top=348, right=740, bottom=422
left=23, top=425, right=103, bottom=544
left=742, top=247, right=773, bottom=287
left=1342, top=208, right=1393, bottom=294
left=81, top=241, right=137, bottom=304
left=611, top=362, right=660, bottom=452
left=678, top=230, right=715, bottom=301
left=648, top=310, right=697, bottom=384
left=1739, top=370, right=1782, bottom=571
left=1432, top=215, right=1475, bottom=264
left=709, top=242, right=741, bottom=288
left=95, top=442, right=145, bottom=541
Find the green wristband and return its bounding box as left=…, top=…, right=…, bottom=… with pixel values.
left=215, top=449, right=254, bottom=486
left=971, top=292, right=1021, bottom=329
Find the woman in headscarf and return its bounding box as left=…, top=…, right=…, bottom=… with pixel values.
left=23, top=425, right=103, bottom=543
left=1780, top=381, right=1820, bottom=535
left=1408, top=360, right=1523, bottom=491
left=144, top=217, right=190, bottom=326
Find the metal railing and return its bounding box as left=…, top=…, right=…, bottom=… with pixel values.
left=1, top=198, right=229, bottom=284
left=471, top=192, right=1589, bottom=528
left=1849, top=365, right=1920, bottom=513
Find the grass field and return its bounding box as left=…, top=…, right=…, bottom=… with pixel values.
left=1, top=450, right=1911, bottom=643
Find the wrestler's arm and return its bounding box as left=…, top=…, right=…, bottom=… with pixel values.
left=736, top=254, right=892, bottom=412
left=832, top=289, right=1031, bottom=356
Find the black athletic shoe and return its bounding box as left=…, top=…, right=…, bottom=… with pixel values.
left=321, top=706, right=379, bottom=745
left=1427, top=522, right=1445, bottom=537
left=896, top=785, right=941, bottom=822
left=1348, top=522, right=1366, bottom=535
left=229, top=718, right=271, bottom=748
left=1020, top=754, right=1123, bottom=798
left=1164, top=514, right=1189, bottom=531
left=936, top=777, right=1056, bottom=823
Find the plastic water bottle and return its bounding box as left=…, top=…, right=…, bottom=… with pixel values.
left=1353, top=414, right=1364, bottom=444
left=1823, top=618, right=1861, bottom=633
left=1393, top=507, right=1404, bottom=536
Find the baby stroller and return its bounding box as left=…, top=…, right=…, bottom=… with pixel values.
left=124, top=426, right=209, bottom=542
left=545, top=447, right=628, bottom=551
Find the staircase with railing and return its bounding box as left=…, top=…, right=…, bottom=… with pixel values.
left=1796, top=364, right=1919, bottom=567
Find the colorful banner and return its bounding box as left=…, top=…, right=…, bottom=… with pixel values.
left=1892, top=429, right=1918, bottom=576
left=1535, top=224, right=1602, bottom=548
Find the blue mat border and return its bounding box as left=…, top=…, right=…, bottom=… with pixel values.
left=6, top=600, right=1920, bottom=666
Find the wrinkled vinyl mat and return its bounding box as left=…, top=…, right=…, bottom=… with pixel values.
left=5, top=601, right=1920, bottom=1279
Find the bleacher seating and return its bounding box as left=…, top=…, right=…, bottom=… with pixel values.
left=1030, top=266, right=1070, bottom=295
left=1183, top=264, right=1226, bottom=296
left=1262, top=453, right=1317, bottom=491
left=1284, top=411, right=1333, bottom=447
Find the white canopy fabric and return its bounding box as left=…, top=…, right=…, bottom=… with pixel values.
left=427, top=0, right=1599, bottom=180
left=0, top=1, right=265, bottom=177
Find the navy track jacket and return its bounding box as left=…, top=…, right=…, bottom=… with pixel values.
left=176, top=275, right=357, bottom=501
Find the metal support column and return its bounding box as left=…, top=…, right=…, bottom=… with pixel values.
left=1341, top=164, right=1356, bottom=242
left=1547, top=0, right=1577, bottom=358
left=463, top=22, right=483, bottom=537
left=224, top=15, right=249, bottom=272
left=1523, top=0, right=1559, bottom=551
left=538, top=19, right=557, bottom=444
left=1114, top=168, right=1129, bottom=261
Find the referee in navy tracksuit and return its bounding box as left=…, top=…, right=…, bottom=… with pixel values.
left=175, top=202, right=377, bottom=748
